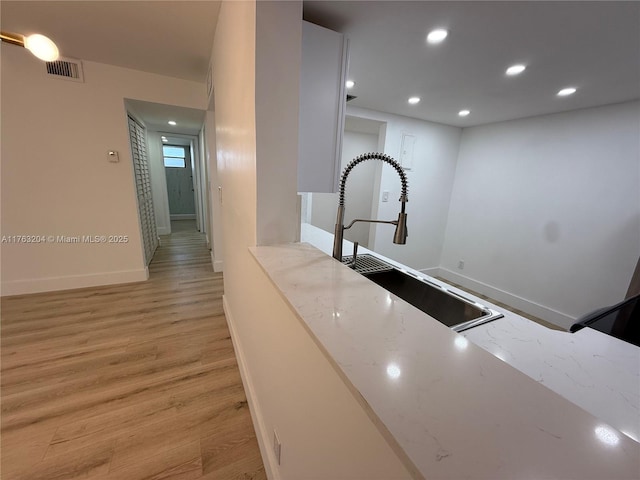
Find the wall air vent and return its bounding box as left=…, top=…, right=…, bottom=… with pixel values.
left=45, top=57, right=84, bottom=82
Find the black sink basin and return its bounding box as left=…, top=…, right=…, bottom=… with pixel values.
left=362, top=267, right=503, bottom=332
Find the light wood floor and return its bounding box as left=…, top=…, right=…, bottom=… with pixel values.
left=1, top=220, right=266, bottom=480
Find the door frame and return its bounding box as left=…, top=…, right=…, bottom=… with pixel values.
left=156, top=132, right=208, bottom=239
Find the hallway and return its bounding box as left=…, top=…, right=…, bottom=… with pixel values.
left=1, top=222, right=266, bottom=479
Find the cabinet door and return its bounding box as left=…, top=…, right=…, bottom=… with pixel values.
left=298, top=21, right=349, bottom=193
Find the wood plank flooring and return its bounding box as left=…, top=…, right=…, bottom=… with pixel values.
left=1, top=220, right=266, bottom=480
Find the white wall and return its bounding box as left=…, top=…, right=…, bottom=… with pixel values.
left=204, top=111, right=224, bottom=271
left=1, top=44, right=206, bottom=295
left=440, top=101, right=640, bottom=328
left=212, top=2, right=412, bottom=477
left=310, top=129, right=378, bottom=247
left=255, top=1, right=301, bottom=246
left=347, top=106, right=462, bottom=273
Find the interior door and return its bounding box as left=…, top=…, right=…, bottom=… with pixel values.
left=128, top=115, right=158, bottom=266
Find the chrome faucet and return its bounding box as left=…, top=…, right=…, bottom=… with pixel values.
left=332, top=153, right=408, bottom=262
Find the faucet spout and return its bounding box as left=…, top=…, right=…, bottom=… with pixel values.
left=333, top=153, right=408, bottom=261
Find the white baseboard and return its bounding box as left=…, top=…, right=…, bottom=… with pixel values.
left=213, top=259, right=224, bottom=273
left=170, top=214, right=196, bottom=220
left=438, top=267, right=575, bottom=329
left=223, top=295, right=280, bottom=480
left=157, top=226, right=171, bottom=235
left=1, top=267, right=149, bottom=297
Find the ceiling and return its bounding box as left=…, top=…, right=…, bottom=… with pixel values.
left=2, top=1, right=638, bottom=128
left=1, top=1, right=221, bottom=82
left=305, top=1, right=640, bottom=127
left=125, top=99, right=206, bottom=136
left=2, top=1, right=217, bottom=134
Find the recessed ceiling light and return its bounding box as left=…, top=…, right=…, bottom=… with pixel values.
left=408, top=97, right=421, bottom=105
left=168, top=120, right=177, bottom=126
left=557, top=87, right=577, bottom=97
left=346, top=80, right=355, bottom=89
left=506, top=64, right=526, bottom=76
left=458, top=109, right=470, bottom=117
left=427, top=29, right=448, bottom=44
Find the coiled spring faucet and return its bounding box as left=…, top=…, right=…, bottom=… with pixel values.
left=332, top=152, right=408, bottom=261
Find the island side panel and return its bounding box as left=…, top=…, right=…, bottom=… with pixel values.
left=223, top=252, right=415, bottom=480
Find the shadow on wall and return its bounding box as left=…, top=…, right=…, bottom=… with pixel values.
left=543, top=221, right=561, bottom=243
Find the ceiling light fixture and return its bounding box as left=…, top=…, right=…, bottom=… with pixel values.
left=1, top=31, right=59, bottom=61
left=346, top=80, right=355, bottom=89
left=458, top=109, right=470, bottom=117
left=408, top=97, right=421, bottom=105
left=506, top=64, right=526, bottom=76
left=557, top=87, right=577, bottom=97
left=168, top=120, right=177, bottom=126
left=427, top=29, right=448, bottom=44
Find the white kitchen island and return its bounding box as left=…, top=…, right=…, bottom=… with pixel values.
left=244, top=226, right=639, bottom=479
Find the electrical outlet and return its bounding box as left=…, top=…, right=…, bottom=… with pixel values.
left=273, top=429, right=282, bottom=465
left=458, top=260, right=465, bottom=270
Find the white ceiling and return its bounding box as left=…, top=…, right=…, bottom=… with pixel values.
left=1, top=0, right=221, bottom=82
left=305, top=1, right=640, bottom=127
left=2, top=1, right=217, bottom=135
left=2, top=1, right=638, bottom=128
left=125, top=99, right=206, bottom=136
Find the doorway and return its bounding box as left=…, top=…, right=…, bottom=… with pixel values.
left=123, top=99, right=213, bottom=267
left=303, top=115, right=384, bottom=248
left=162, top=141, right=197, bottom=223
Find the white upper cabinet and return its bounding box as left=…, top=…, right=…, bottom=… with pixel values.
left=298, top=21, right=349, bottom=193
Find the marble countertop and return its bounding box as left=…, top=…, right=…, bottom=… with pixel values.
left=463, top=312, right=640, bottom=443
left=301, top=223, right=640, bottom=444
left=251, top=229, right=639, bottom=479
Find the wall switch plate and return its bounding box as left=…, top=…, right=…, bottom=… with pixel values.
left=107, top=150, right=119, bottom=163
left=400, top=133, right=415, bottom=170
left=273, top=430, right=282, bottom=465
left=458, top=260, right=465, bottom=270
left=382, top=191, right=389, bottom=202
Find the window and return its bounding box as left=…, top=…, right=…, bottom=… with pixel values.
left=163, top=145, right=186, bottom=168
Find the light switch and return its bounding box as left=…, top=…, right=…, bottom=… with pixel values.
left=107, top=150, right=119, bottom=163
left=382, top=191, right=389, bottom=202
